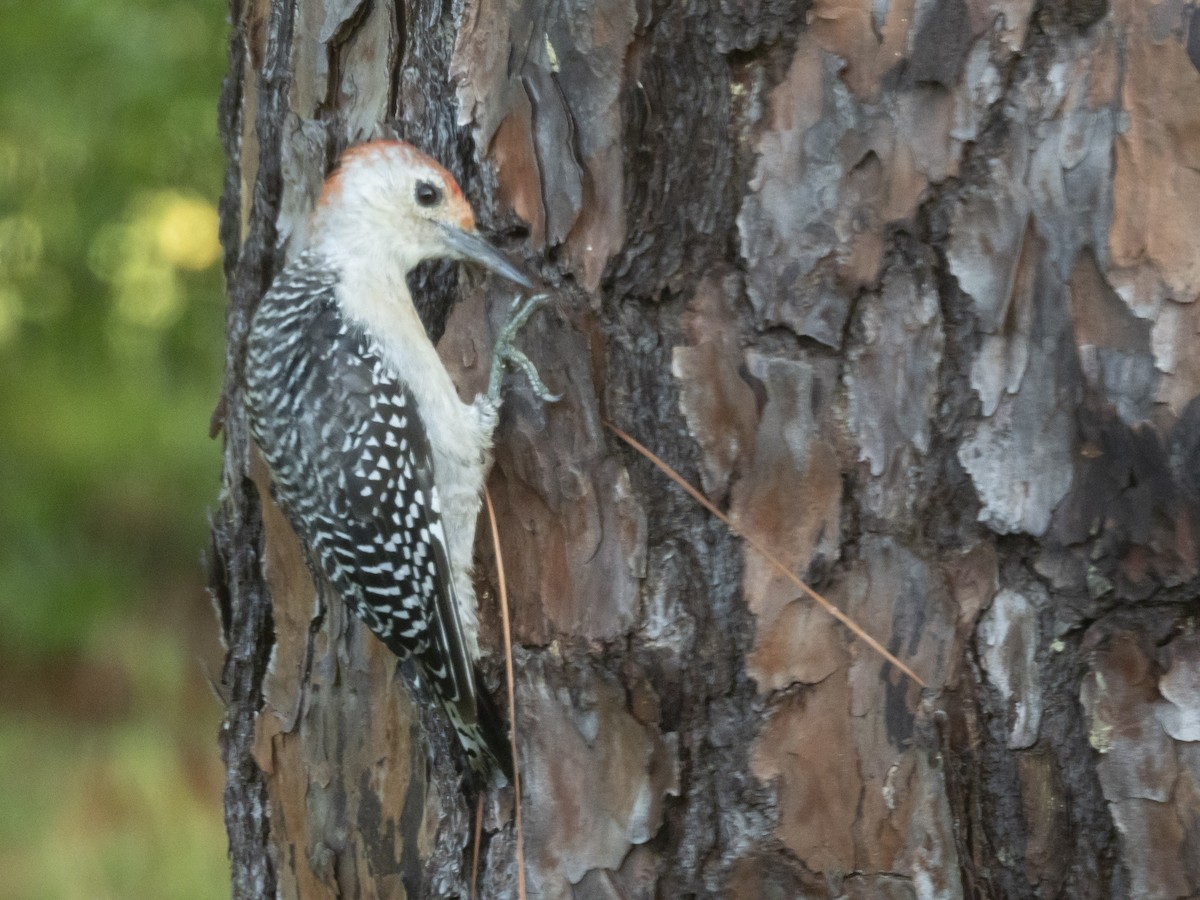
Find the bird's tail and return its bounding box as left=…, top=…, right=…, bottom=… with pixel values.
left=443, top=677, right=513, bottom=787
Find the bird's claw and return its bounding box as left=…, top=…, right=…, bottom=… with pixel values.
left=488, top=292, right=559, bottom=404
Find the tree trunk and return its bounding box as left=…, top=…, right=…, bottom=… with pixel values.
left=211, top=0, right=1200, bottom=897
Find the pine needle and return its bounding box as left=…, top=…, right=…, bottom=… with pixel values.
left=602, top=420, right=926, bottom=688
left=484, top=488, right=527, bottom=898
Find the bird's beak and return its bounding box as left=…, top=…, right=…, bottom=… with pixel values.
left=438, top=223, right=535, bottom=289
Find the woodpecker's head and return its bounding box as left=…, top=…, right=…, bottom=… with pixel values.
left=313, top=140, right=531, bottom=288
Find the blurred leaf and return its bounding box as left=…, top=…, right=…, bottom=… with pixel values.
left=0, top=0, right=231, bottom=895
left=0, top=0, right=227, bottom=654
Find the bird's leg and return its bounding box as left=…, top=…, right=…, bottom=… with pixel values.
left=487, top=292, right=558, bottom=405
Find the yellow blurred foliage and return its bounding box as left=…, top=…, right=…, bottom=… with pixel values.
left=88, top=191, right=220, bottom=332
left=155, top=193, right=220, bottom=271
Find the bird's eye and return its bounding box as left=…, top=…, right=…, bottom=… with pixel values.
left=415, top=180, right=442, bottom=207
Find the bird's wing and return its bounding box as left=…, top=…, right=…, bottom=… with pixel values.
left=294, top=297, right=479, bottom=720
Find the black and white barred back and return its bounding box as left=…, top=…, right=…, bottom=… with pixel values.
left=244, top=250, right=511, bottom=781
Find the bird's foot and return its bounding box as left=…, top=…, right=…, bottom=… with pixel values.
left=487, top=292, right=558, bottom=405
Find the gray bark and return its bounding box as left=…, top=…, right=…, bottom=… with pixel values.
left=212, top=0, right=1200, bottom=897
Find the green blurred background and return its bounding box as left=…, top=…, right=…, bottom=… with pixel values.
left=0, top=0, right=230, bottom=896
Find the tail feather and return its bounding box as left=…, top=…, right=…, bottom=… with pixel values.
left=443, top=674, right=513, bottom=786
left=473, top=677, right=514, bottom=780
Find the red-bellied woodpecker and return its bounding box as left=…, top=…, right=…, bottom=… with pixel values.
left=244, top=140, right=551, bottom=783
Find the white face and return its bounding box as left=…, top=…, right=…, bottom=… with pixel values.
left=314, top=140, right=532, bottom=288
left=314, top=141, right=476, bottom=264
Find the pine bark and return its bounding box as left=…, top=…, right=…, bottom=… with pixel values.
left=212, top=0, right=1200, bottom=897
